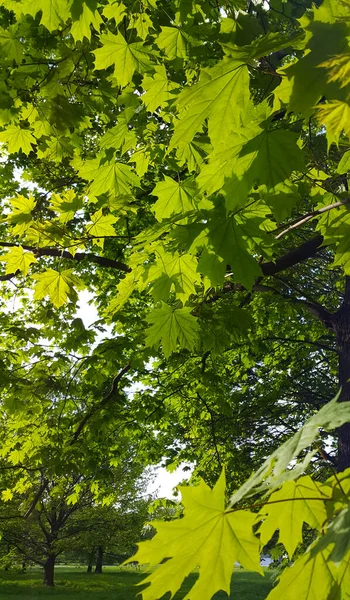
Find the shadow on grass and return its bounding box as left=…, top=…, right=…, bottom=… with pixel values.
left=0, top=568, right=274, bottom=599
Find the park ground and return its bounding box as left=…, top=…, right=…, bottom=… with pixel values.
left=0, top=566, right=275, bottom=599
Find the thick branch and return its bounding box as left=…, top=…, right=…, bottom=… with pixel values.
left=261, top=234, right=324, bottom=276
left=0, top=242, right=130, bottom=273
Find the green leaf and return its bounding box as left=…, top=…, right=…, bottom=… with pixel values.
left=102, top=0, right=126, bottom=23
left=86, top=209, right=118, bottom=239
left=151, top=176, right=197, bottom=221
left=337, top=150, right=350, bottom=174
left=1, top=489, right=14, bottom=502
left=0, top=246, right=37, bottom=276
left=206, top=210, right=262, bottom=289
left=0, top=126, right=35, bottom=155
left=148, top=249, right=200, bottom=302
left=70, top=1, right=103, bottom=42
left=93, top=32, right=155, bottom=86
left=142, top=65, right=179, bottom=112
left=75, top=156, right=140, bottom=199
left=266, top=548, right=337, bottom=600
left=128, top=470, right=262, bottom=599
left=170, top=59, right=250, bottom=149
left=21, top=0, right=71, bottom=32
left=8, top=194, right=36, bottom=236
left=258, top=476, right=328, bottom=558
left=32, top=269, right=82, bottom=308
left=145, top=303, right=200, bottom=357
left=229, top=394, right=350, bottom=506
left=156, top=26, right=188, bottom=59
left=311, top=504, right=350, bottom=565
left=316, top=101, right=350, bottom=148
left=0, top=26, right=24, bottom=62
left=198, top=129, right=304, bottom=210
left=49, top=190, right=83, bottom=224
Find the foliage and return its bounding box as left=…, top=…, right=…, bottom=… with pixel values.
left=129, top=396, right=350, bottom=600
left=0, top=0, right=349, bottom=597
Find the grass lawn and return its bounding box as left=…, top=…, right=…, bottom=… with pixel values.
left=0, top=567, right=275, bottom=599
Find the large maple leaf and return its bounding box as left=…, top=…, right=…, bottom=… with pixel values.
left=128, top=470, right=262, bottom=600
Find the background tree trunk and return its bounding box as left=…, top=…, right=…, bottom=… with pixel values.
left=94, top=546, right=103, bottom=574
left=334, top=277, right=350, bottom=471
left=87, top=550, right=95, bottom=573
left=43, top=554, right=55, bottom=586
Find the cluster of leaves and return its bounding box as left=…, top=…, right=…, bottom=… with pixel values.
left=0, top=0, right=347, bottom=356
left=0, top=0, right=349, bottom=597
left=130, top=396, right=350, bottom=600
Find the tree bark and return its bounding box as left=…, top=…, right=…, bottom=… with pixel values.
left=43, top=554, right=56, bottom=587
left=87, top=550, right=95, bottom=573
left=334, top=276, right=350, bottom=471
left=95, top=546, right=103, bottom=574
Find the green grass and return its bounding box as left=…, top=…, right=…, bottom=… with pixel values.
left=0, top=567, right=275, bottom=600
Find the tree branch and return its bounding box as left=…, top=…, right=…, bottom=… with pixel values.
left=260, top=234, right=324, bottom=276
left=0, top=242, right=131, bottom=273
left=70, top=364, right=131, bottom=445
left=274, top=199, right=350, bottom=239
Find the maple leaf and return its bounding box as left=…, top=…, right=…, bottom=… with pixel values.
left=266, top=547, right=337, bottom=600
left=198, top=128, right=304, bottom=210
left=128, top=470, right=262, bottom=600
left=319, top=53, right=350, bottom=89
left=206, top=210, right=263, bottom=289
left=311, top=504, right=350, bottom=565
left=102, top=0, right=126, bottom=23
left=8, top=194, right=36, bottom=236
left=316, top=101, right=350, bottom=148
left=258, top=476, right=328, bottom=558
left=338, top=150, right=350, bottom=174
left=86, top=209, right=118, bottom=238
left=32, top=269, right=82, bottom=308
left=147, top=249, right=200, bottom=302
left=0, top=246, right=37, bottom=276
left=0, top=126, right=35, bottom=155
left=142, top=65, right=179, bottom=112
left=20, top=0, right=71, bottom=31
left=1, top=488, right=13, bottom=502
left=49, top=190, right=83, bottom=224
left=151, top=176, right=197, bottom=220
left=93, top=31, right=154, bottom=86
left=70, top=1, right=103, bottom=42
left=145, top=303, right=200, bottom=357
left=106, top=265, right=145, bottom=315
left=76, top=156, right=140, bottom=199
left=0, top=26, right=24, bottom=62
left=156, top=26, right=188, bottom=59
left=170, top=59, right=250, bottom=149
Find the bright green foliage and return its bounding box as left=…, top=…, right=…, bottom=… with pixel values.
left=0, top=0, right=349, bottom=597
left=152, top=176, right=197, bottom=221
left=146, top=303, right=199, bottom=357
left=93, top=32, right=154, bottom=85
left=131, top=397, right=350, bottom=600
left=32, top=268, right=82, bottom=307
left=86, top=209, right=118, bottom=239
left=0, top=245, right=36, bottom=275
left=258, top=476, right=328, bottom=558
left=0, top=126, right=35, bottom=155
left=128, top=470, right=262, bottom=600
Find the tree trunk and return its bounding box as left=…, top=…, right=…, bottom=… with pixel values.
left=334, top=276, right=350, bottom=471
left=95, top=546, right=103, bottom=574
left=87, top=550, right=95, bottom=573
left=43, top=554, right=56, bottom=587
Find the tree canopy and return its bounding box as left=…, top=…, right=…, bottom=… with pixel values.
left=0, top=0, right=350, bottom=597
